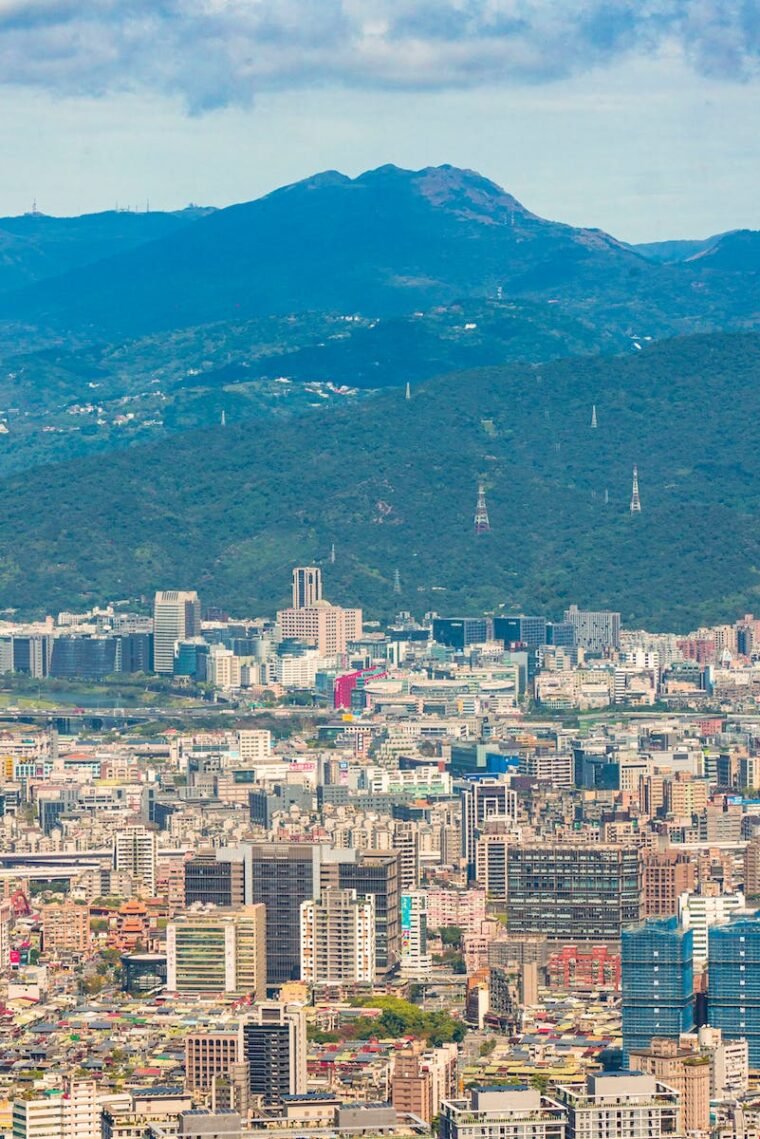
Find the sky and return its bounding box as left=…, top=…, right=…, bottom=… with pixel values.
left=0, top=1, right=758, bottom=242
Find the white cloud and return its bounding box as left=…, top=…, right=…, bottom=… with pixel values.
left=0, top=1, right=756, bottom=111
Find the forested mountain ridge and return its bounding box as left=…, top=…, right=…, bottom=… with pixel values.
left=0, top=331, right=759, bottom=631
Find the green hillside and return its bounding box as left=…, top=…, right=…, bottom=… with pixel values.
left=1, top=331, right=760, bottom=630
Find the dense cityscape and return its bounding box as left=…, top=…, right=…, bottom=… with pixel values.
left=0, top=565, right=759, bottom=1136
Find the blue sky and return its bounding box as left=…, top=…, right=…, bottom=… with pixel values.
left=0, top=1, right=757, bottom=241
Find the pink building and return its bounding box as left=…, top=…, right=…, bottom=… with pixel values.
left=278, top=601, right=362, bottom=657
left=426, top=888, right=487, bottom=933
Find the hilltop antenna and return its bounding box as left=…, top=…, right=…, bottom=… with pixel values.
left=591, top=404, right=597, bottom=429
left=630, top=465, right=641, bottom=514
left=474, top=484, right=491, bottom=534
left=405, top=381, right=411, bottom=401
left=393, top=569, right=402, bottom=595
left=330, top=543, right=336, bottom=565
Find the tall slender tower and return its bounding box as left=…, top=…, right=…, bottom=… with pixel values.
left=221, top=409, right=226, bottom=427
left=474, top=484, right=490, bottom=534
left=405, top=381, right=411, bottom=400
left=630, top=466, right=641, bottom=514
left=591, top=404, right=597, bottom=428
left=393, top=569, right=401, bottom=594
left=329, top=543, right=336, bottom=565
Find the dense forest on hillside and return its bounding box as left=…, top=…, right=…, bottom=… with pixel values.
left=0, top=331, right=758, bottom=630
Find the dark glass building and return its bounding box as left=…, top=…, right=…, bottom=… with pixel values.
left=493, top=615, right=548, bottom=648
left=184, top=851, right=246, bottom=908
left=507, top=844, right=643, bottom=942
left=249, top=844, right=321, bottom=985
left=431, top=617, right=493, bottom=650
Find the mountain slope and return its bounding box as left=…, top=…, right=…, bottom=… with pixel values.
left=631, top=235, right=725, bottom=262
left=1, top=331, right=759, bottom=630
left=0, top=164, right=652, bottom=337
left=0, top=209, right=208, bottom=295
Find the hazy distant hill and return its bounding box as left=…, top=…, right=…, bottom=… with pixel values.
left=0, top=208, right=211, bottom=295
left=1, top=330, right=759, bottom=630
left=630, top=235, right=725, bottom=262
left=0, top=164, right=662, bottom=336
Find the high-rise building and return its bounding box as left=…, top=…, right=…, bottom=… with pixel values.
left=678, top=888, right=746, bottom=969
left=300, top=888, right=375, bottom=985
left=239, top=1002, right=307, bottom=1105
left=153, top=590, right=201, bottom=674
left=41, top=901, right=91, bottom=957
left=292, top=566, right=322, bottom=609
left=461, top=778, right=518, bottom=879
left=621, top=917, right=695, bottom=1061
left=556, top=1073, right=679, bottom=1139
left=493, top=615, right=548, bottom=648
left=185, top=1031, right=240, bottom=1092
left=112, top=825, right=157, bottom=896
left=13, top=1079, right=99, bottom=1139
left=642, top=850, right=696, bottom=918
left=744, top=836, right=760, bottom=898
left=320, top=850, right=400, bottom=978
left=277, top=602, right=362, bottom=657
left=628, top=1037, right=710, bottom=1133
left=393, top=820, right=421, bottom=891
left=708, top=914, right=760, bottom=1067
left=563, top=605, right=621, bottom=653
left=249, top=842, right=323, bottom=985
left=507, top=845, right=643, bottom=942
left=206, top=644, right=242, bottom=688
left=431, top=617, right=493, bottom=650
left=475, top=833, right=511, bottom=901
left=166, top=905, right=266, bottom=997
left=400, top=891, right=433, bottom=979
left=184, top=849, right=247, bottom=909
left=440, top=1086, right=566, bottom=1139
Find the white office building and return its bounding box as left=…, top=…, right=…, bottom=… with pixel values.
left=153, top=590, right=201, bottom=674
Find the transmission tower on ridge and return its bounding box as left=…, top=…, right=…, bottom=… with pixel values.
left=474, top=484, right=491, bottom=534
left=591, top=404, right=597, bottom=428
left=393, top=569, right=401, bottom=594
left=630, top=465, right=641, bottom=514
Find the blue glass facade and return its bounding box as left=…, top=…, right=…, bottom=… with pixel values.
left=621, top=917, right=694, bottom=1061
left=708, top=916, right=760, bottom=1067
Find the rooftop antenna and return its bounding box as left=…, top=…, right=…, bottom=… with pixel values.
left=393, top=569, right=402, bottom=594
left=405, top=381, right=411, bottom=401
left=591, top=404, right=597, bottom=429
left=630, top=465, right=641, bottom=514
left=330, top=543, right=336, bottom=565
left=474, top=484, right=490, bottom=534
